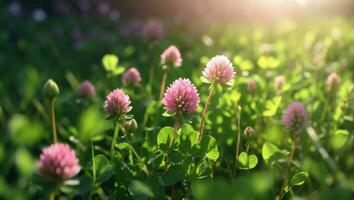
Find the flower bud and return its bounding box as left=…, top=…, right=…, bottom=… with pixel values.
left=78, top=80, right=96, bottom=98
left=244, top=126, right=256, bottom=139
left=43, top=79, right=59, bottom=99
left=124, top=119, right=138, bottom=132
left=247, top=79, right=257, bottom=93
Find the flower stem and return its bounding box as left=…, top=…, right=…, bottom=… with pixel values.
left=51, top=98, right=58, bottom=143
left=169, top=117, right=180, bottom=149
left=91, top=141, right=96, bottom=183
left=246, top=143, right=250, bottom=173
left=159, top=69, right=169, bottom=100
left=49, top=191, right=55, bottom=200
left=306, top=127, right=341, bottom=176
left=198, top=84, right=216, bottom=143
left=278, top=135, right=299, bottom=199
left=111, top=121, right=120, bottom=159
left=235, top=106, right=241, bottom=176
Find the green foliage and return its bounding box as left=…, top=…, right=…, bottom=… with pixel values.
left=8, top=114, right=44, bottom=146
left=192, top=135, right=219, bottom=161
left=102, top=54, right=125, bottom=75
left=237, top=152, right=258, bottom=170
left=94, top=154, right=113, bottom=186
left=157, top=126, right=174, bottom=152
left=290, top=171, right=309, bottom=186
left=76, top=106, right=108, bottom=142
left=128, top=180, right=155, bottom=199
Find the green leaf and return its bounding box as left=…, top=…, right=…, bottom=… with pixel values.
left=200, top=76, right=211, bottom=84
left=195, top=160, right=211, bottom=179
left=290, top=171, right=309, bottom=186
left=15, top=148, right=36, bottom=177
left=237, top=152, right=258, bottom=170
left=60, top=176, right=92, bottom=196
left=94, top=154, right=112, bottom=185
left=9, top=114, right=44, bottom=146
left=192, top=135, right=219, bottom=161
left=159, top=164, right=187, bottom=186
left=262, top=96, right=282, bottom=117
left=112, top=66, right=125, bottom=75
left=262, top=141, right=279, bottom=161
left=335, top=129, right=349, bottom=135
left=169, top=151, right=185, bottom=164
left=257, top=56, right=280, bottom=69
left=128, top=180, right=155, bottom=199
left=78, top=107, right=108, bottom=142
left=116, top=142, right=132, bottom=150
left=157, top=127, right=174, bottom=151
left=178, top=124, right=198, bottom=154
left=102, top=54, right=118, bottom=72
left=162, top=111, right=176, bottom=117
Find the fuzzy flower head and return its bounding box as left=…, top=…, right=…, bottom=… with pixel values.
left=247, top=79, right=257, bottom=93
left=326, top=72, right=340, bottom=89
left=104, top=89, right=131, bottom=116
left=274, top=75, right=285, bottom=90
left=161, top=45, right=182, bottom=67
left=162, top=78, right=200, bottom=114
left=78, top=80, right=96, bottom=97
left=202, top=55, right=235, bottom=85
left=122, top=67, right=142, bottom=86
left=282, top=102, right=309, bottom=134
left=39, top=143, right=80, bottom=181
left=141, top=19, right=165, bottom=41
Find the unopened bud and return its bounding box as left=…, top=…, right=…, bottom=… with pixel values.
left=43, top=79, right=59, bottom=99
left=124, top=119, right=138, bottom=132
left=244, top=126, right=256, bottom=139
left=247, top=79, right=257, bottom=93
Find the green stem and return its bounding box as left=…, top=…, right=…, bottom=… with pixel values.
left=306, top=127, right=341, bottom=175
left=111, top=121, right=120, bottom=158
left=49, top=191, right=55, bottom=200
left=121, top=127, right=150, bottom=176
left=235, top=106, right=241, bottom=176
left=246, top=143, right=250, bottom=171
left=51, top=98, right=58, bottom=143
left=91, top=141, right=96, bottom=183
left=147, top=43, right=156, bottom=98
left=160, top=69, right=169, bottom=100
left=278, top=135, right=299, bottom=199
left=169, top=117, right=180, bottom=149
left=198, top=84, right=216, bottom=143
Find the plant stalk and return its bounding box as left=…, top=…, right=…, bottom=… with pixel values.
left=198, top=84, right=216, bottom=143
left=235, top=106, right=241, bottom=175
left=51, top=98, right=58, bottom=143
left=169, top=117, right=180, bottom=149
left=111, top=121, right=120, bottom=158
left=49, top=191, right=55, bottom=200
left=91, top=141, right=96, bottom=183
left=279, top=135, right=299, bottom=199
left=159, top=69, right=169, bottom=100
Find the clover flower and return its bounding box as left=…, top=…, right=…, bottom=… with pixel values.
left=104, top=89, right=131, bottom=116
left=122, top=67, right=141, bottom=86
left=274, top=76, right=285, bottom=90
left=326, top=72, right=340, bottom=89
left=161, top=45, right=182, bottom=67
left=141, top=19, right=165, bottom=41
left=78, top=80, right=96, bottom=97
left=202, top=55, right=235, bottom=85
left=282, top=102, right=309, bottom=133
left=39, top=143, right=80, bottom=181
left=162, top=78, right=200, bottom=114
left=247, top=79, right=257, bottom=93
